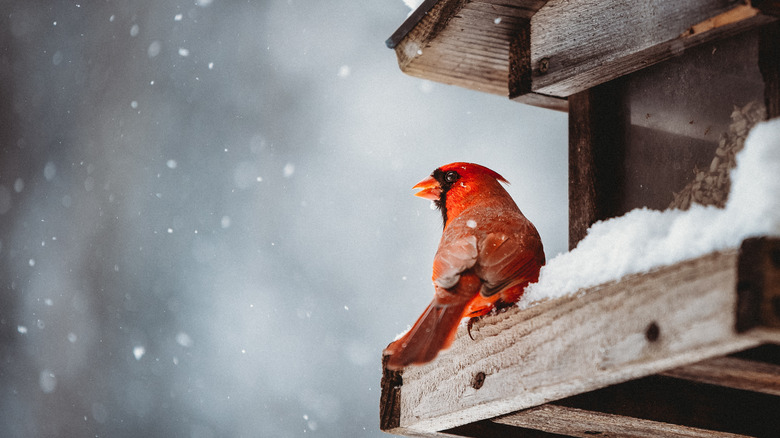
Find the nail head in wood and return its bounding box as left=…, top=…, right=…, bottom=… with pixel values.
left=539, top=57, right=550, bottom=74
left=472, top=371, right=486, bottom=390
left=645, top=321, right=660, bottom=342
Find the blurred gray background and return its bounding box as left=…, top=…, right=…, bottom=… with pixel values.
left=0, top=1, right=566, bottom=437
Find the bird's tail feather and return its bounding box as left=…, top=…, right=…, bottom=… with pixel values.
left=383, top=273, right=481, bottom=370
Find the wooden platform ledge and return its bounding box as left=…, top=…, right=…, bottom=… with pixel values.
left=380, top=237, right=780, bottom=436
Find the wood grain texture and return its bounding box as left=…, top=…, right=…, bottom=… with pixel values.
left=382, top=248, right=765, bottom=434
left=380, top=355, right=403, bottom=430
left=554, top=373, right=780, bottom=436
left=660, top=356, right=780, bottom=396
left=392, top=0, right=551, bottom=98
left=759, top=22, right=780, bottom=119
left=508, top=21, right=532, bottom=99
left=494, top=404, right=751, bottom=438
left=567, top=85, right=625, bottom=249
left=737, top=237, right=780, bottom=332
left=510, top=91, right=569, bottom=112
left=388, top=0, right=775, bottom=108
left=530, top=0, right=775, bottom=97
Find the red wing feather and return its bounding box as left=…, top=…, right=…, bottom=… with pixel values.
left=476, top=232, right=543, bottom=296
left=431, top=235, right=477, bottom=290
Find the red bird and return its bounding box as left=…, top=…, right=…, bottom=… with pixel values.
left=384, top=162, right=545, bottom=370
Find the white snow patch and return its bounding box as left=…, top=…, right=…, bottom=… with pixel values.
left=17, top=325, right=27, bottom=334
left=44, top=162, right=56, bottom=181
left=520, top=119, right=780, bottom=307
left=418, top=80, right=434, bottom=94
left=233, top=161, right=260, bottom=189
left=178, top=48, right=190, bottom=57
left=39, top=369, right=57, bottom=393
left=175, top=331, right=193, bottom=347
left=174, top=13, right=183, bottom=21
left=283, top=163, right=295, bottom=178
left=133, top=345, right=145, bottom=360
left=148, top=41, right=161, bottom=58
left=166, top=159, right=177, bottom=169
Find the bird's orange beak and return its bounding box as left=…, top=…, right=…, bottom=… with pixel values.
left=413, top=175, right=441, bottom=201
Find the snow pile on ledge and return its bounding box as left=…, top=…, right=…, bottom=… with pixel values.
left=520, top=118, right=780, bottom=307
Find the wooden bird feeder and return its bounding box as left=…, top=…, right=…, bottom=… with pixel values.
left=381, top=1, right=780, bottom=436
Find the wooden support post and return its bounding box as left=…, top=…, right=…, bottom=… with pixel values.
left=567, top=84, right=626, bottom=249
left=759, top=21, right=780, bottom=119
left=380, top=355, right=403, bottom=432
left=737, top=237, right=780, bottom=332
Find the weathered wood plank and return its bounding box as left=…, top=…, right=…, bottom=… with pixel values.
left=380, top=355, right=403, bottom=431
left=494, top=404, right=751, bottom=438
left=389, top=0, right=774, bottom=109
left=390, top=0, right=556, bottom=101
left=508, top=21, right=531, bottom=100
left=529, top=1, right=776, bottom=97
left=553, top=374, right=780, bottom=436
left=737, top=237, right=780, bottom=332
left=759, top=22, right=780, bottom=120
left=511, top=92, right=568, bottom=112
left=381, top=248, right=765, bottom=434
left=567, top=85, right=624, bottom=249
left=660, top=356, right=780, bottom=396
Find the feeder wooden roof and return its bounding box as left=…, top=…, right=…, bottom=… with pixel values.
left=386, top=0, right=778, bottom=111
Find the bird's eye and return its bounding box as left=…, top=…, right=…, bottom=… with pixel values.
left=444, top=171, right=459, bottom=183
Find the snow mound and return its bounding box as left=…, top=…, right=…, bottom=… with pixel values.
left=521, top=118, right=780, bottom=306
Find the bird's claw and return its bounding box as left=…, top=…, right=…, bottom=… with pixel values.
left=467, top=317, right=479, bottom=340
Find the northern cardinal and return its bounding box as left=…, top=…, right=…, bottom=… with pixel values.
left=384, top=162, right=545, bottom=370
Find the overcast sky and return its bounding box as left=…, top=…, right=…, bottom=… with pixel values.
left=0, top=1, right=567, bottom=437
